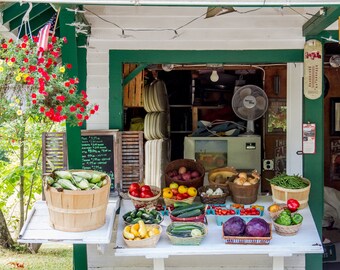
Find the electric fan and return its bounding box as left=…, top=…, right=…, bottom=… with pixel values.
left=231, top=85, right=268, bottom=135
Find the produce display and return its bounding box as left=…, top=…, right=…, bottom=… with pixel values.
left=45, top=170, right=108, bottom=190
left=122, top=208, right=163, bottom=224
left=170, top=202, right=205, bottom=219
left=123, top=219, right=161, bottom=240
left=208, top=167, right=238, bottom=186
left=268, top=174, right=309, bottom=189
left=128, top=182, right=156, bottom=198
left=162, top=182, right=197, bottom=200
left=232, top=170, right=260, bottom=186
left=167, top=223, right=204, bottom=238
left=167, top=166, right=202, bottom=182
left=223, top=216, right=270, bottom=237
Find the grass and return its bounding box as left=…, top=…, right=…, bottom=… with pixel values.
left=0, top=244, right=73, bottom=270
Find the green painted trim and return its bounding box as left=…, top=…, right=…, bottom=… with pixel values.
left=60, top=6, right=86, bottom=270
left=9, top=4, right=51, bottom=31
left=2, top=2, right=31, bottom=24
left=303, top=37, right=324, bottom=270
left=303, top=7, right=340, bottom=36
left=109, top=49, right=303, bottom=129
left=109, top=60, right=124, bottom=129
left=73, top=244, right=87, bottom=270
left=27, top=8, right=56, bottom=37
left=77, top=34, right=88, bottom=130
left=123, top=64, right=147, bottom=86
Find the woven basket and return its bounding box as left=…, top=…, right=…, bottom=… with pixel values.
left=169, top=212, right=206, bottom=223
left=123, top=224, right=162, bottom=248
left=208, top=167, right=238, bottom=187
left=271, top=178, right=311, bottom=209
left=128, top=186, right=161, bottom=209
left=165, top=159, right=205, bottom=189
left=222, top=223, right=272, bottom=245
left=198, top=185, right=229, bottom=204
left=163, top=195, right=195, bottom=207
left=166, top=222, right=207, bottom=245
left=267, top=204, right=287, bottom=220
left=273, top=222, right=302, bottom=236
left=228, top=180, right=260, bottom=205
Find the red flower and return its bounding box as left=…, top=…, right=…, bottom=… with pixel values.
left=22, top=35, right=29, bottom=42
left=1, top=44, right=7, bottom=49
left=39, top=107, right=45, bottom=113
left=63, top=37, right=68, bottom=43
left=32, top=100, right=37, bottom=104
left=69, top=78, right=75, bottom=84
left=56, top=105, right=63, bottom=112
left=20, top=67, right=26, bottom=71
left=79, top=107, right=85, bottom=113
left=78, top=122, right=83, bottom=126
left=33, top=36, right=39, bottom=42
left=29, top=65, right=37, bottom=72
left=23, top=58, right=29, bottom=63
left=90, top=109, right=95, bottom=115
left=70, top=106, right=76, bottom=112
left=8, top=38, right=13, bottom=43
left=69, top=89, right=75, bottom=94
left=76, top=114, right=83, bottom=120
left=31, top=93, right=37, bottom=98
left=21, top=43, right=27, bottom=48
left=94, top=105, right=99, bottom=111
left=64, top=81, right=70, bottom=87
left=83, top=101, right=89, bottom=106
left=76, top=103, right=81, bottom=108
left=56, top=95, right=66, bottom=102
left=38, top=57, right=44, bottom=64
left=84, top=115, right=89, bottom=120
left=47, top=58, right=53, bottom=63
left=10, top=57, right=16, bottom=62
left=51, top=36, right=57, bottom=43
left=52, top=74, right=57, bottom=78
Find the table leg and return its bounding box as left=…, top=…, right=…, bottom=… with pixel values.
left=153, top=258, right=165, bottom=270
left=272, top=256, right=284, bottom=270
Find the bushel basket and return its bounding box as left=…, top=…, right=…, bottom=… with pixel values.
left=44, top=170, right=111, bottom=232
left=228, top=180, right=260, bottom=205
left=165, top=159, right=205, bottom=189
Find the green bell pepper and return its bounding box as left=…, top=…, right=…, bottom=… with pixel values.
left=292, top=213, right=303, bottom=225
left=275, top=212, right=292, bottom=225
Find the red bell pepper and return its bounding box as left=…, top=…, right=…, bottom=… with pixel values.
left=287, top=198, right=300, bottom=212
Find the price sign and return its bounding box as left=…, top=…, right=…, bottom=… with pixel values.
left=81, top=130, right=119, bottom=191
left=302, top=123, right=316, bottom=154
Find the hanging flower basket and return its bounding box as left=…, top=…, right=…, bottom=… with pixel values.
left=0, top=34, right=98, bottom=126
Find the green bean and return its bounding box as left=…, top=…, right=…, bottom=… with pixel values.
left=267, top=174, right=308, bottom=189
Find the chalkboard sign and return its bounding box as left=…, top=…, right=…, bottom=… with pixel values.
left=81, top=130, right=120, bottom=191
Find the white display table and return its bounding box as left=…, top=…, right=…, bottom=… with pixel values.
left=115, top=196, right=323, bottom=270
left=18, top=197, right=120, bottom=247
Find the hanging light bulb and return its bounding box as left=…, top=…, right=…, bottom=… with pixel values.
left=210, top=70, right=219, bottom=82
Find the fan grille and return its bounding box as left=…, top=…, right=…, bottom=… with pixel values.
left=232, top=85, right=268, bottom=121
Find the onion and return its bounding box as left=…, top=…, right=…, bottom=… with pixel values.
left=178, top=166, right=187, bottom=174
left=191, top=171, right=200, bottom=178
left=182, top=172, right=191, bottom=181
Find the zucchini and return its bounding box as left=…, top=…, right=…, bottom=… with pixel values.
left=130, top=209, right=138, bottom=218
left=170, top=224, right=202, bottom=232
left=171, top=202, right=205, bottom=217
left=141, top=213, right=153, bottom=220
left=176, top=209, right=202, bottom=218
left=130, top=217, right=142, bottom=224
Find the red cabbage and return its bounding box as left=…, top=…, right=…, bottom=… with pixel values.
left=223, top=216, right=246, bottom=236
left=245, top=218, right=270, bottom=237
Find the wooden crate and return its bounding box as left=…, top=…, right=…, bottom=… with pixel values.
left=42, top=132, right=68, bottom=173
left=123, top=64, right=144, bottom=107
left=119, top=131, right=144, bottom=192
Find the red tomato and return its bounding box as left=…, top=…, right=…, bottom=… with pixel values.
left=140, top=190, right=153, bottom=198
left=129, top=189, right=140, bottom=197
left=176, top=194, right=185, bottom=200
left=222, top=210, right=227, bottom=215
left=181, top=193, right=189, bottom=199
left=129, top=182, right=140, bottom=193
left=140, top=185, right=151, bottom=192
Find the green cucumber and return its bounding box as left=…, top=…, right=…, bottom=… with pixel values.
left=123, top=211, right=132, bottom=220
left=141, top=212, right=153, bottom=220
left=170, top=224, right=202, bottom=232
left=177, top=209, right=202, bottom=218
left=174, top=201, right=191, bottom=208
left=130, top=209, right=138, bottom=218
left=171, top=202, right=205, bottom=217
left=130, top=217, right=142, bottom=224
